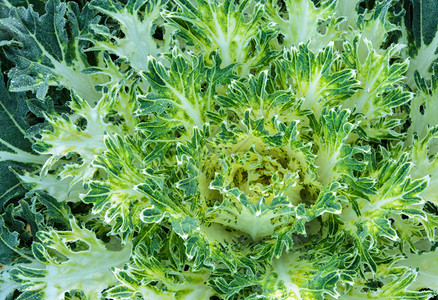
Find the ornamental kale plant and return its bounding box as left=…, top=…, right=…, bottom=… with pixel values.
left=0, top=0, right=438, bottom=299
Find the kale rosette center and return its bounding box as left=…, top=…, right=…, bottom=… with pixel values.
left=203, top=134, right=316, bottom=206
left=194, top=123, right=319, bottom=241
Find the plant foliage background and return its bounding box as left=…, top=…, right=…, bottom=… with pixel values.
left=0, top=0, right=438, bottom=299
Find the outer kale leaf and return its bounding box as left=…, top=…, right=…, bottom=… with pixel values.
left=88, top=0, right=171, bottom=72
left=9, top=216, right=132, bottom=300
left=402, top=0, right=438, bottom=88
left=0, top=0, right=49, bottom=16
left=0, top=65, right=45, bottom=210
left=0, top=0, right=119, bottom=102
left=264, top=0, right=342, bottom=51
left=165, top=0, right=277, bottom=75
left=136, top=51, right=236, bottom=133
left=342, top=36, right=412, bottom=140
left=0, top=215, right=21, bottom=265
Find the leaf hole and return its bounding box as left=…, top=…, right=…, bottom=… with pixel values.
left=66, top=240, right=90, bottom=252
left=153, top=26, right=164, bottom=41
